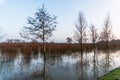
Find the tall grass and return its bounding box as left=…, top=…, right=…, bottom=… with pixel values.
left=0, top=43, right=93, bottom=54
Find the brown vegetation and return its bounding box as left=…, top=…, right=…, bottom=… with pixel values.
left=0, top=40, right=119, bottom=55
left=0, top=42, right=93, bottom=54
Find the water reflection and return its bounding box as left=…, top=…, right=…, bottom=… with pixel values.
left=0, top=50, right=120, bottom=80
left=93, top=49, right=99, bottom=79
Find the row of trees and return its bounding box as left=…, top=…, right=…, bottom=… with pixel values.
left=65, top=13, right=114, bottom=51
left=19, top=5, right=114, bottom=52
left=74, top=12, right=113, bottom=51
left=73, top=12, right=113, bottom=80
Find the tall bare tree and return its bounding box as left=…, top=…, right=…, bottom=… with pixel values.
left=74, top=12, right=87, bottom=53
left=100, top=14, right=113, bottom=49
left=89, top=24, right=99, bottom=79
left=20, top=6, right=57, bottom=78
left=89, top=24, right=98, bottom=50
left=100, top=14, right=114, bottom=72
left=20, top=5, right=57, bottom=53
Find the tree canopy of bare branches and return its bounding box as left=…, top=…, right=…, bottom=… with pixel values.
left=74, top=12, right=87, bottom=53
left=20, top=5, right=57, bottom=43
left=100, top=14, right=114, bottom=49
left=89, top=24, right=98, bottom=48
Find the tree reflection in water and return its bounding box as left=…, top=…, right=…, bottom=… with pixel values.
left=75, top=52, right=90, bottom=80
left=93, top=49, right=99, bottom=79
left=0, top=50, right=119, bottom=80
left=99, top=50, right=113, bottom=74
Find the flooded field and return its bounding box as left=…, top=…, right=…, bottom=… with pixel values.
left=0, top=50, right=120, bottom=80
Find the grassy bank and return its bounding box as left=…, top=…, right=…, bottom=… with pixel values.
left=97, top=67, right=120, bottom=80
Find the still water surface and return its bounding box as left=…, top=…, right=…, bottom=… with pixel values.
left=0, top=50, right=120, bottom=80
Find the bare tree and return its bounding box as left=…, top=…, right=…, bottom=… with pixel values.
left=20, top=5, right=57, bottom=53
left=99, top=14, right=114, bottom=72
left=89, top=24, right=98, bottom=49
left=20, top=5, right=57, bottom=80
left=89, top=24, right=99, bottom=79
left=66, top=37, right=72, bottom=44
left=74, top=12, right=87, bottom=53
left=100, top=14, right=113, bottom=49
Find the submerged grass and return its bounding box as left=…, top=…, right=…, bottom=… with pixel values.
left=97, top=67, right=120, bottom=80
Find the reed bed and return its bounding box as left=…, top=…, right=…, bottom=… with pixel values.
left=0, top=41, right=117, bottom=55
left=0, top=43, right=93, bottom=54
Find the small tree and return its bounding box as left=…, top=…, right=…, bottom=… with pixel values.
left=74, top=12, right=87, bottom=53
left=20, top=5, right=57, bottom=53
left=66, top=37, right=72, bottom=44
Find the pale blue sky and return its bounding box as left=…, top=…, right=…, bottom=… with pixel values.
left=0, top=0, right=120, bottom=42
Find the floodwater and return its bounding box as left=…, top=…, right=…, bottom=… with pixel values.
left=0, top=50, right=120, bottom=80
